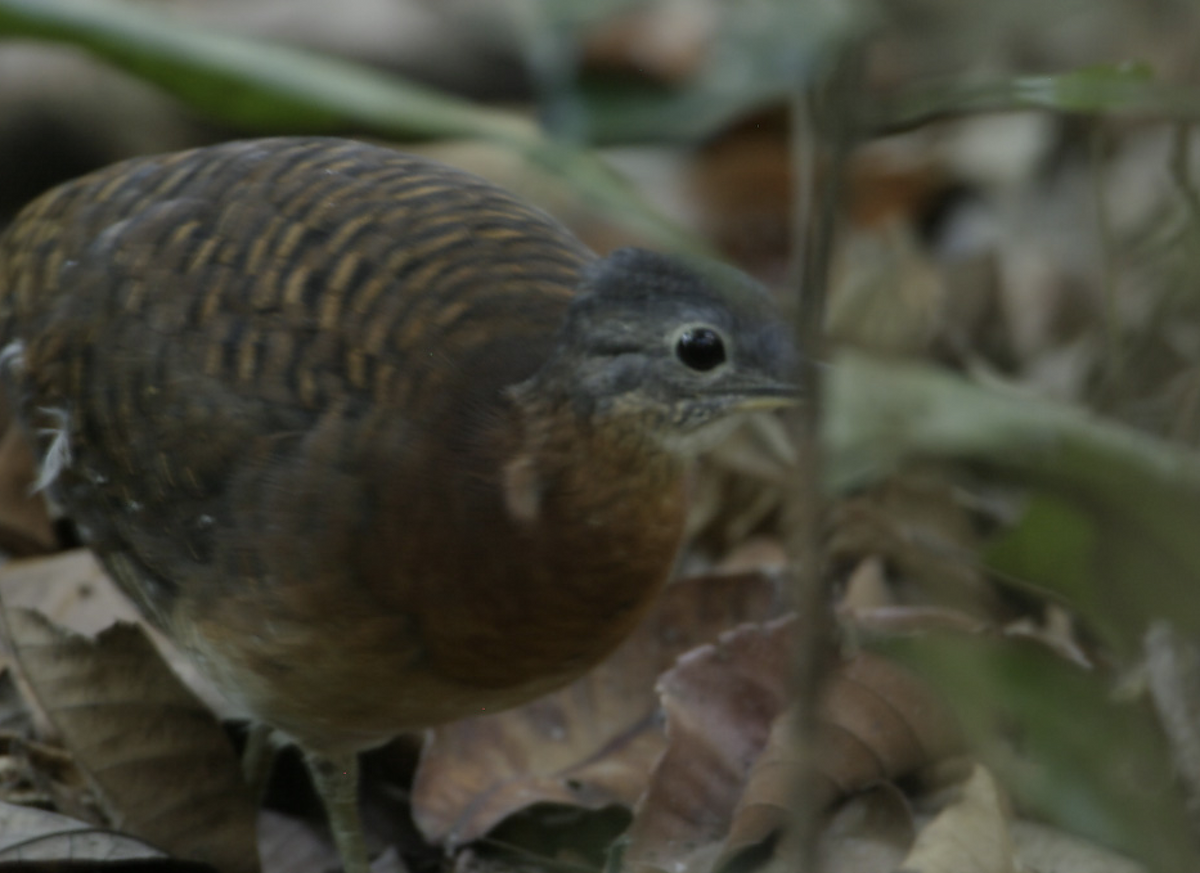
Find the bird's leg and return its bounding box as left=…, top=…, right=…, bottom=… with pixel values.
left=241, top=722, right=277, bottom=803
left=305, top=749, right=370, bottom=873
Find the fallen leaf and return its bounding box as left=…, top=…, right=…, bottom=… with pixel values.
left=0, top=551, right=134, bottom=638
left=816, top=784, right=914, bottom=873
left=1011, top=819, right=1146, bottom=873
left=0, top=550, right=233, bottom=718
left=623, top=617, right=962, bottom=873
left=688, top=113, right=793, bottom=282
left=899, top=763, right=1017, bottom=873
left=1001, top=604, right=1093, bottom=668
left=0, top=666, right=31, bottom=736
left=1143, top=622, right=1200, bottom=832
left=0, top=798, right=166, bottom=861
left=843, top=604, right=991, bottom=638
left=827, top=474, right=1004, bottom=620
left=0, top=731, right=99, bottom=825
left=621, top=616, right=796, bottom=873
left=716, top=706, right=803, bottom=868
left=829, top=221, right=948, bottom=356
left=715, top=647, right=963, bottom=870
left=839, top=556, right=892, bottom=611
left=581, top=0, right=717, bottom=84
left=845, top=144, right=947, bottom=231
left=884, top=633, right=1197, bottom=871
left=818, top=647, right=965, bottom=798
left=412, top=570, right=787, bottom=847
left=687, top=413, right=796, bottom=557
left=0, top=608, right=259, bottom=873
left=258, top=808, right=339, bottom=873
left=712, top=537, right=788, bottom=576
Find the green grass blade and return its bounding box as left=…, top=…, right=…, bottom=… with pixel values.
left=0, top=0, right=701, bottom=251
left=826, top=352, right=1200, bottom=650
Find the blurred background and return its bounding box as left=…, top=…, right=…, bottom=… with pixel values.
left=4, top=1, right=1200, bottom=872
left=7, top=0, right=1200, bottom=426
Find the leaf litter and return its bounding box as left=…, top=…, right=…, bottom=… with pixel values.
left=1, top=1, right=1200, bottom=871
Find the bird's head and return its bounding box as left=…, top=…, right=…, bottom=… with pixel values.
left=523, top=247, right=799, bottom=455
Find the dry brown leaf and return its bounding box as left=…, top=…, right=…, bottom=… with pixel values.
left=1002, top=604, right=1092, bottom=668
left=843, top=604, right=991, bottom=638
left=1143, top=622, right=1200, bottom=833
left=900, top=764, right=1017, bottom=873
left=712, top=537, right=788, bottom=576
left=845, top=146, right=947, bottom=231
left=0, top=550, right=232, bottom=718
left=716, top=705, right=803, bottom=866
left=1012, top=819, right=1146, bottom=873
left=581, top=0, right=717, bottom=84
left=0, top=666, right=31, bottom=736
left=0, top=797, right=166, bottom=861
left=258, top=808, right=340, bottom=873
left=829, top=222, right=948, bottom=356
left=816, top=784, right=915, bottom=873
left=840, top=557, right=892, bottom=611
left=453, top=846, right=537, bottom=873
left=689, top=114, right=793, bottom=282
left=622, top=617, right=962, bottom=873
left=827, top=475, right=1003, bottom=620
left=687, top=413, right=796, bottom=556
left=412, top=570, right=787, bottom=848
left=0, top=608, right=258, bottom=873
left=689, top=119, right=949, bottom=287
left=715, top=649, right=963, bottom=870
left=820, top=650, right=964, bottom=796
left=622, top=615, right=796, bottom=873
left=0, top=551, right=136, bottom=639
left=0, top=731, right=99, bottom=826
left=368, top=847, right=408, bottom=873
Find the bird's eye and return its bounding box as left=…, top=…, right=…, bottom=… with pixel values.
left=675, top=327, right=727, bottom=372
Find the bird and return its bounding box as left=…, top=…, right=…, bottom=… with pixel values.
left=0, top=137, right=797, bottom=872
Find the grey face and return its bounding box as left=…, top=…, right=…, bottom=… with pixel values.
left=552, top=248, right=799, bottom=451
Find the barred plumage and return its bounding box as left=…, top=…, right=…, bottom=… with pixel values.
left=0, top=137, right=796, bottom=873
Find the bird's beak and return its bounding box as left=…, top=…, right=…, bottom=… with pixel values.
left=725, top=381, right=801, bottom=413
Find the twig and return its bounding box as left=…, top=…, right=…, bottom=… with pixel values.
left=1090, top=125, right=1126, bottom=405
left=1144, top=623, right=1200, bottom=846
left=1168, top=122, right=1200, bottom=239
left=784, top=38, right=864, bottom=873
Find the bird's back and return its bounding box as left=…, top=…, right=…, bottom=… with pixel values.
left=1, top=137, right=591, bottom=418
left=0, top=140, right=634, bottom=748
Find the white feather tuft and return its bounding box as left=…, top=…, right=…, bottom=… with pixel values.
left=0, top=340, right=25, bottom=374
left=32, top=406, right=72, bottom=494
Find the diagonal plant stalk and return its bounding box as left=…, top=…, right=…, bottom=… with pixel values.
left=0, top=0, right=701, bottom=252
left=781, top=36, right=865, bottom=873
left=872, top=62, right=1200, bottom=135
left=825, top=351, right=1200, bottom=649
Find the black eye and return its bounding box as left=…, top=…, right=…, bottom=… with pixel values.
left=675, top=327, right=727, bottom=371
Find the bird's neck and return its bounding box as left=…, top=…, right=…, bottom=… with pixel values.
left=413, top=387, right=688, bottom=697
left=504, top=388, right=687, bottom=538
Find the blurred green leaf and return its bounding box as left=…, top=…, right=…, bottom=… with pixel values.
left=881, top=634, right=1196, bottom=873
left=0, top=0, right=529, bottom=139
left=1018, top=61, right=1156, bottom=113
left=825, top=352, right=1200, bottom=651
left=983, top=495, right=1100, bottom=620
left=877, top=61, right=1200, bottom=133
left=0, top=0, right=701, bottom=252
left=577, top=0, right=866, bottom=143
left=577, top=78, right=783, bottom=146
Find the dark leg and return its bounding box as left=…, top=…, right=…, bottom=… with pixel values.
left=305, top=749, right=370, bottom=873
left=241, top=722, right=276, bottom=803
